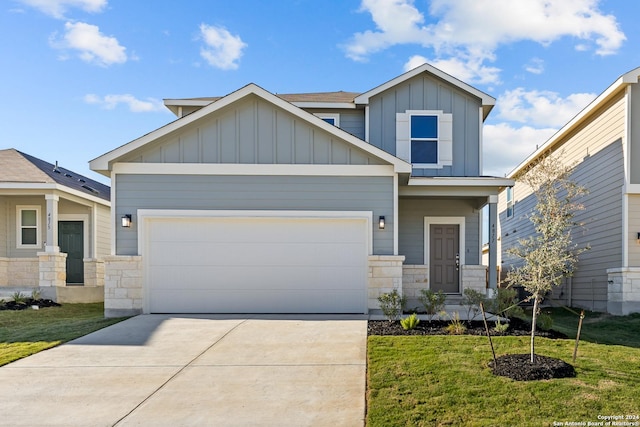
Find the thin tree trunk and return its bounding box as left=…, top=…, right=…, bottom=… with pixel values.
left=530, top=295, right=539, bottom=363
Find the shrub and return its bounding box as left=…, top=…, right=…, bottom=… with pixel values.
left=11, top=292, right=27, bottom=305
left=30, top=289, right=41, bottom=301
left=488, top=287, right=524, bottom=320
left=461, top=288, right=487, bottom=322
left=443, top=311, right=467, bottom=335
left=536, top=312, right=554, bottom=331
left=377, top=290, right=406, bottom=322
left=400, top=313, right=420, bottom=330
left=494, top=319, right=509, bottom=333
left=418, top=289, right=446, bottom=322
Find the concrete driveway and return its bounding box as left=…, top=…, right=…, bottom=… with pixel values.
left=0, top=314, right=367, bottom=427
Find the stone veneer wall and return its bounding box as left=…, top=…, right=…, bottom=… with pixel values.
left=461, top=265, right=487, bottom=294
left=38, top=252, right=67, bottom=288
left=368, top=255, right=405, bottom=310
left=607, top=268, right=640, bottom=315
left=84, top=258, right=105, bottom=288
left=0, top=258, right=40, bottom=287
left=104, top=255, right=143, bottom=318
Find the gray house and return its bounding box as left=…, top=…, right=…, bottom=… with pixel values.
left=90, top=63, right=513, bottom=317
left=0, top=149, right=110, bottom=302
left=498, top=67, right=640, bottom=315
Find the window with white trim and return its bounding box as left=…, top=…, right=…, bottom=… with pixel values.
left=17, top=206, right=41, bottom=248
left=506, top=187, right=514, bottom=218
left=314, top=113, right=340, bottom=127
left=396, top=110, right=453, bottom=168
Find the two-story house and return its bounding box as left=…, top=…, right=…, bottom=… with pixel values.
left=498, top=66, right=640, bottom=315
left=90, top=63, right=513, bottom=317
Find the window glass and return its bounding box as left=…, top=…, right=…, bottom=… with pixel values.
left=411, top=140, right=438, bottom=164
left=411, top=115, right=438, bottom=138
left=21, top=228, right=37, bottom=245
left=321, top=117, right=336, bottom=125
left=21, top=209, right=37, bottom=227
left=506, top=188, right=514, bottom=218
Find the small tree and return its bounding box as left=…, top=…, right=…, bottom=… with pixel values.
left=505, top=153, right=588, bottom=363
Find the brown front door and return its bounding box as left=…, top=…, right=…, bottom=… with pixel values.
left=430, top=224, right=460, bottom=293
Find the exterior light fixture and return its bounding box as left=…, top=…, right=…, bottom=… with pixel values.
left=378, top=216, right=385, bottom=230
left=121, top=214, right=132, bottom=228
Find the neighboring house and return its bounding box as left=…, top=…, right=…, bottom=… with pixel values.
left=0, top=149, right=111, bottom=302
left=90, top=63, right=513, bottom=317
left=498, top=67, right=640, bottom=316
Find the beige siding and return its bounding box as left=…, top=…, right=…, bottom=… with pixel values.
left=499, top=91, right=626, bottom=311
left=628, top=195, right=640, bottom=266
left=96, top=203, right=111, bottom=258
left=125, top=95, right=383, bottom=166
left=0, top=197, right=6, bottom=257
left=6, top=197, right=46, bottom=258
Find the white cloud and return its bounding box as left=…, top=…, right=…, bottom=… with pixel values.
left=524, top=58, right=544, bottom=75
left=17, top=0, right=106, bottom=19
left=199, top=24, right=247, bottom=70
left=84, top=93, right=165, bottom=112
left=496, top=88, right=596, bottom=128
left=50, top=21, right=127, bottom=66
left=483, top=123, right=557, bottom=176
left=345, top=0, right=625, bottom=81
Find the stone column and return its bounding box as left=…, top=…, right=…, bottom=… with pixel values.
left=368, top=255, right=405, bottom=310
left=38, top=251, right=67, bottom=289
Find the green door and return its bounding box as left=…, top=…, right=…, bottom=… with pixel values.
left=59, top=221, right=84, bottom=284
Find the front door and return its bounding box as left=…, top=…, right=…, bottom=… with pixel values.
left=430, top=224, right=460, bottom=293
left=59, top=221, right=84, bottom=284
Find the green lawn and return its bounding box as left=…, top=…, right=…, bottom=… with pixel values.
left=0, top=303, right=127, bottom=366
left=367, top=312, right=640, bottom=426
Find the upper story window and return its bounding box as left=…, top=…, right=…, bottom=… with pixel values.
left=506, top=187, right=514, bottom=218
left=314, top=113, right=340, bottom=127
left=17, top=206, right=41, bottom=248
left=396, top=110, right=452, bottom=168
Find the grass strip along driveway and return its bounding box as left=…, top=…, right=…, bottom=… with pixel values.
left=367, top=311, right=640, bottom=427
left=0, top=303, right=126, bottom=366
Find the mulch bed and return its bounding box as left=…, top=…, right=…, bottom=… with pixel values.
left=369, top=317, right=575, bottom=381
left=0, top=298, right=61, bottom=311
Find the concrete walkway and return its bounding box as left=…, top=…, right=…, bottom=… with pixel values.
left=0, top=315, right=367, bottom=427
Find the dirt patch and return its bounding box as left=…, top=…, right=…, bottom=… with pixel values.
left=0, top=299, right=61, bottom=311
left=489, top=353, right=576, bottom=381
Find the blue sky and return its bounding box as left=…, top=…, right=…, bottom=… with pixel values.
left=2, top=0, right=639, bottom=185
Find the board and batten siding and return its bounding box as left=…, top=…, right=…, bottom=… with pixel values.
left=115, top=174, right=394, bottom=256
left=123, top=96, right=381, bottom=167
left=367, top=73, right=482, bottom=177
left=398, top=198, right=480, bottom=265
left=499, top=91, right=626, bottom=312
left=304, top=109, right=365, bottom=140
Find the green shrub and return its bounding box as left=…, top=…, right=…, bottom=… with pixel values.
left=461, top=288, right=487, bottom=322
left=30, top=289, right=41, bottom=301
left=11, top=292, right=27, bottom=304
left=418, top=289, right=446, bottom=321
left=444, top=311, right=467, bottom=335
left=488, top=287, right=525, bottom=319
left=536, top=312, right=554, bottom=330
left=377, top=290, right=406, bottom=322
left=400, top=313, right=420, bottom=330
left=494, top=318, right=509, bottom=333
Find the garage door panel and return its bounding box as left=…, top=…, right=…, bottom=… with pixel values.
left=149, top=289, right=366, bottom=314
left=145, top=215, right=369, bottom=313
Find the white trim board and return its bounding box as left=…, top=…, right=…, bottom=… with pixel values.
left=423, top=217, right=466, bottom=289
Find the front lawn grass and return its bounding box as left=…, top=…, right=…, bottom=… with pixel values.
left=0, top=303, right=127, bottom=366
left=367, top=335, right=640, bottom=426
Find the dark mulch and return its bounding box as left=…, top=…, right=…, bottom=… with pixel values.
left=489, top=353, right=576, bottom=381
left=369, top=316, right=575, bottom=381
left=0, top=299, right=61, bottom=311
left=368, top=317, right=567, bottom=339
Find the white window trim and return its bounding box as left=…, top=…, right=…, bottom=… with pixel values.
left=397, top=110, right=453, bottom=169
left=16, top=205, right=42, bottom=249
left=314, top=113, right=340, bottom=127
left=506, top=187, right=514, bottom=218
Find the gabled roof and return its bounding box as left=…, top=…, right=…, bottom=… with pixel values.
left=163, top=91, right=359, bottom=116
left=354, top=63, right=496, bottom=120
left=507, top=66, right=640, bottom=178
left=91, top=84, right=412, bottom=175
left=0, top=149, right=110, bottom=201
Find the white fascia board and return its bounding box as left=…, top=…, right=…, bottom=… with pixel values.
left=91, top=83, right=411, bottom=175
left=291, top=102, right=356, bottom=109
left=355, top=63, right=495, bottom=114
left=507, top=66, right=640, bottom=179
left=0, top=183, right=110, bottom=206
left=113, top=163, right=396, bottom=177
left=407, top=177, right=515, bottom=187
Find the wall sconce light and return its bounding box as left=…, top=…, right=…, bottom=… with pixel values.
left=121, top=214, right=132, bottom=228
left=378, top=216, right=386, bottom=230
left=637, top=232, right=640, bottom=244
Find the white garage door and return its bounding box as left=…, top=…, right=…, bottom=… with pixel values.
left=143, top=214, right=369, bottom=313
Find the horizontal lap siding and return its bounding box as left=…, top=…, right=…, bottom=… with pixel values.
left=0, top=197, right=6, bottom=257
left=499, top=92, right=626, bottom=310
left=116, top=174, right=393, bottom=256
left=399, top=198, right=480, bottom=265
